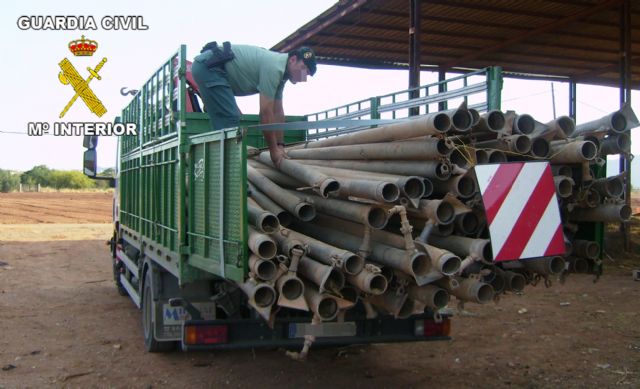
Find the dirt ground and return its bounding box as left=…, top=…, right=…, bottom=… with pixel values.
left=1, top=193, right=639, bottom=389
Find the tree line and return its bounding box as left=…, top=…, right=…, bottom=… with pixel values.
left=0, top=165, right=114, bottom=192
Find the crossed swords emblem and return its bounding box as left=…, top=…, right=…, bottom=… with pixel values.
left=57, top=57, right=107, bottom=118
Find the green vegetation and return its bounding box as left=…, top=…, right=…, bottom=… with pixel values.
left=0, top=165, right=114, bottom=193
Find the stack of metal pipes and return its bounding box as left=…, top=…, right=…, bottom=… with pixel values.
left=237, top=102, right=637, bottom=324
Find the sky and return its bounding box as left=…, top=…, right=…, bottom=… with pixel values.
left=0, top=0, right=638, bottom=187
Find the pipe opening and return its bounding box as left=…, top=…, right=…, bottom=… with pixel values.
left=475, top=149, right=489, bottom=164
left=433, top=113, right=452, bottom=133
left=606, top=178, right=624, bottom=197
left=296, top=203, right=316, bottom=222
left=317, top=298, right=338, bottom=320
left=557, top=116, right=576, bottom=137
left=422, top=178, right=434, bottom=198
left=437, top=139, right=453, bottom=156
left=508, top=273, right=526, bottom=292
left=490, top=272, right=506, bottom=294
left=369, top=274, right=389, bottom=295
left=411, top=253, right=430, bottom=277
left=515, top=114, right=535, bottom=134
left=620, top=205, right=632, bottom=221
left=556, top=178, right=573, bottom=198
left=441, top=255, right=462, bottom=276
left=611, top=112, right=627, bottom=133
left=257, top=240, right=277, bottom=260
left=436, top=202, right=455, bottom=225
left=584, top=242, right=600, bottom=259
left=488, top=150, right=507, bottom=163
left=403, top=177, right=425, bottom=199
left=616, top=133, right=631, bottom=152
left=254, top=285, right=276, bottom=307
left=450, top=149, right=471, bottom=169
left=487, top=111, right=506, bottom=132
left=381, top=183, right=400, bottom=202
left=456, top=176, right=477, bottom=198
left=469, top=109, right=480, bottom=126
left=339, top=286, right=359, bottom=304
left=549, top=256, right=566, bottom=275
left=260, top=214, right=280, bottom=234
left=514, top=135, right=532, bottom=154
left=581, top=141, right=598, bottom=160
left=344, top=255, right=365, bottom=276
left=483, top=243, right=494, bottom=262
left=321, top=179, right=341, bottom=198
left=256, top=260, right=277, bottom=281
left=281, top=278, right=304, bottom=300
left=456, top=212, right=479, bottom=234
left=531, top=138, right=550, bottom=158
left=367, top=207, right=389, bottom=229
left=452, top=110, right=472, bottom=132
left=326, top=269, right=346, bottom=292
left=586, top=189, right=600, bottom=207
left=433, top=289, right=450, bottom=309
left=476, top=283, right=495, bottom=304
left=437, top=162, right=451, bottom=179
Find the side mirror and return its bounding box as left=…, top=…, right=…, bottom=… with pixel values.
left=83, top=135, right=98, bottom=149
left=83, top=149, right=97, bottom=177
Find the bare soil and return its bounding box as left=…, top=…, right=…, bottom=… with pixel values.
left=0, top=193, right=639, bottom=389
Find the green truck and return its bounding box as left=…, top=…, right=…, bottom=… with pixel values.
left=83, top=46, right=452, bottom=352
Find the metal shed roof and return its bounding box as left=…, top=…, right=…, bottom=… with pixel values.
left=272, top=0, right=638, bottom=88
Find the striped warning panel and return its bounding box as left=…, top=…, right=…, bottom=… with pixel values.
left=475, top=162, right=565, bottom=262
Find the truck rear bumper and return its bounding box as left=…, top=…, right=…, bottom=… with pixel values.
left=181, top=313, right=450, bottom=350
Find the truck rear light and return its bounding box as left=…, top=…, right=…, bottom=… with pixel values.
left=185, top=325, right=228, bottom=345
left=414, top=318, right=451, bottom=337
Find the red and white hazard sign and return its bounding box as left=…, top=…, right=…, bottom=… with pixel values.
left=474, top=162, right=565, bottom=262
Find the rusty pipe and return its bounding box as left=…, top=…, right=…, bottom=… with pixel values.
left=248, top=227, right=277, bottom=260
left=346, top=267, right=388, bottom=295
left=303, top=281, right=339, bottom=321
left=249, top=255, right=278, bottom=281
left=258, top=152, right=340, bottom=198
left=293, top=159, right=452, bottom=181
left=569, top=204, right=631, bottom=223
left=408, top=284, right=450, bottom=310
left=248, top=204, right=280, bottom=234
left=247, top=166, right=316, bottom=222
left=298, top=256, right=345, bottom=293
left=522, top=256, right=566, bottom=276
left=248, top=182, right=293, bottom=227
left=287, top=138, right=453, bottom=161
left=549, top=140, right=597, bottom=164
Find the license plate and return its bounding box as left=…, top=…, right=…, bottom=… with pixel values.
left=162, top=303, right=217, bottom=326
left=288, top=322, right=356, bottom=338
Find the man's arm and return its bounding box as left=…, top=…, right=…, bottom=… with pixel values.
left=259, top=94, right=286, bottom=166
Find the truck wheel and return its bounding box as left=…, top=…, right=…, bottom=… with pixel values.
left=142, top=271, right=176, bottom=353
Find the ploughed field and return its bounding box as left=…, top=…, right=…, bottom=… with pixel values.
left=0, top=192, right=638, bottom=388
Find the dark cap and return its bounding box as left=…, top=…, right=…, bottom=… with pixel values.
left=289, top=47, right=317, bottom=76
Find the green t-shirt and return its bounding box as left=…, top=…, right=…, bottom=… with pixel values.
left=222, top=45, right=288, bottom=100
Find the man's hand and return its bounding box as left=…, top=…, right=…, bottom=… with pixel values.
left=270, top=145, right=289, bottom=168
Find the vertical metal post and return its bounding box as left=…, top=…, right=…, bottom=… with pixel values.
left=486, top=66, right=503, bottom=111
left=619, top=0, right=632, bottom=250
left=569, top=81, right=577, bottom=120
left=409, top=0, right=421, bottom=116
left=438, top=70, right=447, bottom=111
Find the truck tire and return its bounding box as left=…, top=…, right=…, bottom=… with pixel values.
left=142, top=271, right=176, bottom=353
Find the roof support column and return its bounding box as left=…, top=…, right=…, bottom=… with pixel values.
left=409, top=0, right=421, bottom=116
left=619, top=0, right=631, bottom=250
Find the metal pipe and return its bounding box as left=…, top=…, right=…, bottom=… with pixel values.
left=408, top=284, right=449, bottom=309
left=569, top=204, right=631, bottom=222
left=551, top=165, right=573, bottom=178
left=549, top=140, right=597, bottom=164
left=600, top=133, right=631, bottom=155
left=290, top=111, right=452, bottom=150
left=544, top=116, right=575, bottom=139
left=567, top=257, right=590, bottom=273
left=248, top=182, right=293, bottom=227
left=426, top=234, right=492, bottom=262
left=553, top=176, right=575, bottom=198
left=291, top=159, right=451, bottom=181
left=298, top=256, right=345, bottom=293
left=368, top=290, right=415, bottom=319
left=287, top=138, right=453, bottom=161
left=288, top=190, right=389, bottom=229
left=248, top=227, right=277, bottom=260
left=249, top=255, right=277, bottom=281
left=510, top=114, right=535, bottom=135
left=346, top=268, right=388, bottom=295
left=522, top=256, right=566, bottom=276
left=249, top=160, right=303, bottom=188
left=591, top=176, right=624, bottom=198
left=431, top=174, right=478, bottom=199
left=276, top=273, right=308, bottom=311
left=237, top=278, right=276, bottom=321
left=502, top=270, right=526, bottom=292
left=475, top=135, right=532, bottom=154
left=573, top=239, right=600, bottom=260
left=248, top=204, right=280, bottom=234
left=573, top=110, right=627, bottom=137
left=303, top=281, right=339, bottom=321
left=439, top=276, right=494, bottom=304
left=529, top=137, right=550, bottom=158
left=472, top=110, right=506, bottom=134
left=408, top=199, right=456, bottom=225
left=258, top=152, right=340, bottom=198
left=454, top=212, right=481, bottom=235
left=487, top=149, right=507, bottom=163
left=247, top=166, right=316, bottom=221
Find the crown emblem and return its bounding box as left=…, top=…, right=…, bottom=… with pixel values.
left=68, top=35, right=98, bottom=56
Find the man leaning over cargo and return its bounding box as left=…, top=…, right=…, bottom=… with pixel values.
left=192, top=42, right=317, bottom=167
